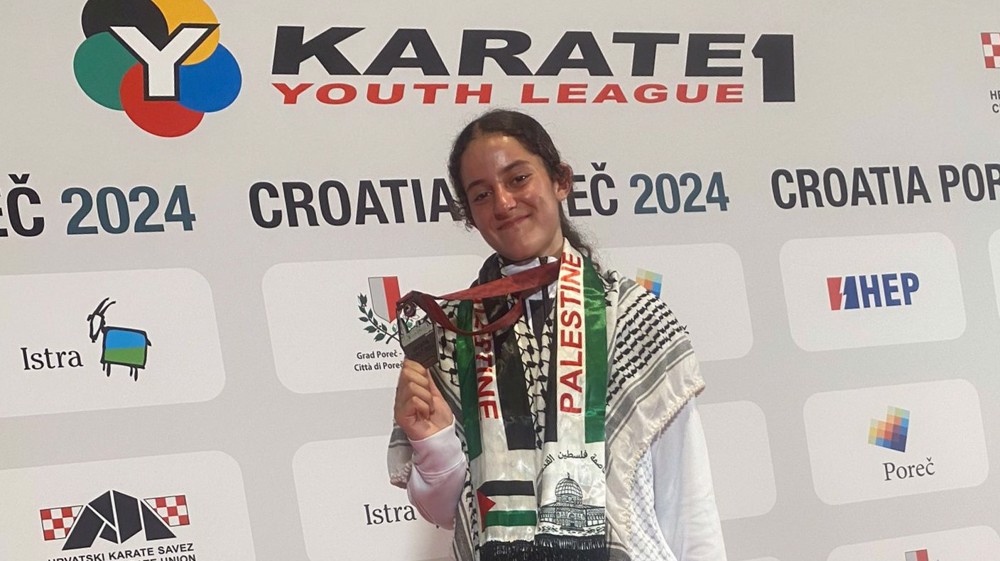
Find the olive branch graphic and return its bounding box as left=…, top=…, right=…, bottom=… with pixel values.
left=357, top=293, right=408, bottom=344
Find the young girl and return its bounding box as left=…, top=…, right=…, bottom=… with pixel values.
left=389, top=110, right=726, bottom=561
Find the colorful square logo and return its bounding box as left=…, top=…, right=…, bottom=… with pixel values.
left=636, top=269, right=663, bottom=298
left=983, top=33, right=1000, bottom=69
left=904, top=549, right=929, bottom=561
left=869, top=406, right=909, bottom=452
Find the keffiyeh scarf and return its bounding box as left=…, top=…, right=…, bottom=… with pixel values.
left=389, top=243, right=704, bottom=561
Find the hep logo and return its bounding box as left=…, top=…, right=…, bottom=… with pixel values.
left=826, top=273, right=919, bottom=311
left=73, top=0, right=242, bottom=137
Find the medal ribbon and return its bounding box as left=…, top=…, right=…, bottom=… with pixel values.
left=397, top=261, right=560, bottom=336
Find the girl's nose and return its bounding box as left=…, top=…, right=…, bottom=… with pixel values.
left=492, top=186, right=516, bottom=215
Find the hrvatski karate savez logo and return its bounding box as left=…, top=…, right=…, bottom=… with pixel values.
left=72, top=0, right=241, bottom=137
left=39, top=489, right=190, bottom=551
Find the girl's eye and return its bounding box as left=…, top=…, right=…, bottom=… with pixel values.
left=471, top=190, right=490, bottom=203
left=512, top=174, right=529, bottom=185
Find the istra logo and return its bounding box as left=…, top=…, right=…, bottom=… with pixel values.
left=87, top=297, right=152, bottom=381
left=635, top=268, right=663, bottom=298
left=982, top=33, right=1000, bottom=69
left=904, top=549, right=930, bottom=561
left=869, top=406, right=909, bottom=453
left=40, top=490, right=189, bottom=550
left=826, top=272, right=919, bottom=311
left=73, top=0, right=242, bottom=137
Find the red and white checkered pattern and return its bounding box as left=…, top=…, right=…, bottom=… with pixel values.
left=39, top=506, right=83, bottom=541
left=145, top=495, right=190, bottom=527
left=983, top=33, right=1000, bottom=69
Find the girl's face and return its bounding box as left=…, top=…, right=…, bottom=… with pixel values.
left=459, top=134, right=570, bottom=262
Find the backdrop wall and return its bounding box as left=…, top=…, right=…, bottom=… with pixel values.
left=2, top=1, right=999, bottom=560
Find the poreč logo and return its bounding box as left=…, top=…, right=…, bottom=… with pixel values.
left=73, top=0, right=242, bottom=137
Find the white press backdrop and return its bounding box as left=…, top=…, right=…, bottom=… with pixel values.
left=2, top=1, right=999, bottom=560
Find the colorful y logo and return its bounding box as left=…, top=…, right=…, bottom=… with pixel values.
left=73, top=0, right=242, bottom=137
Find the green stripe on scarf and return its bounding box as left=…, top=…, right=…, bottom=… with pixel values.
left=582, top=257, right=608, bottom=444
left=485, top=510, right=538, bottom=527
left=456, top=300, right=481, bottom=460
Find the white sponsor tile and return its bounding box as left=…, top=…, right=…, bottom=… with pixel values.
left=0, top=269, right=225, bottom=418
left=263, top=255, right=483, bottom=394
left=989, top=230, right=1000, bottom=320
left=780, top=233, right=966, bottom=351
left=804, top=379, right=988, bottom=505
left=700, top=401, right=776, bottom=520
left=828, top=525, right=1000, bottom=561
left=601, top=244, right=753, bottom=361
left=294, top=436, right=452, bottom=561
left=0, top=451, right=255, bottom=560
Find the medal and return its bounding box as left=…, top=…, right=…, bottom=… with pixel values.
left=396, top=315, right=440, bottom=368
left=395, top=260, right=560, bottom=367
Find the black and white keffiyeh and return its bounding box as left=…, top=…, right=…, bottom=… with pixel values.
left=389, top=245, right=703, bottom=561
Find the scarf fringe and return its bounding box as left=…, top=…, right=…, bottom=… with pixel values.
left=482, top=538, right=609, bottom=561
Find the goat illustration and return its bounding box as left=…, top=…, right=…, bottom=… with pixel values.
left=87, top=298, right=152, bottom=381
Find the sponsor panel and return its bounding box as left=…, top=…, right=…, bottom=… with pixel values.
left=780, top=233, right=966, bottom=352
left=601, top=244, right=752, bottom=361
left=294, top=436, right=452, bottom=561
left=263, top=255, right=483, bottom=394
left=0, top=451, right=254, bottom=560
left=0, top=268, right=225, bottom=418
left=700, top=401, right=777, bottom=520
left=827, top=525, right=1000, bottom=561
left=989, top=230, right=1000, bottom=319
left=0, top=3, right=996, bottom=560
left=803, top=379, right=988, bottom=505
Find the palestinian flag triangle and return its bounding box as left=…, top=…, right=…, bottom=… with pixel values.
left=477, top=480, right=537, bottom=528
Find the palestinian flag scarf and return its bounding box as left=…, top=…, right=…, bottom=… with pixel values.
left=455, top=243, right=610, bottom=560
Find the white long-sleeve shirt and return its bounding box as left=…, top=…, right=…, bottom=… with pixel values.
left=406, top=398, right=728, bottom=561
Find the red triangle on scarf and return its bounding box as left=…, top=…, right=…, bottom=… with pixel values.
left=476, top=491, right=496, bottom=527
